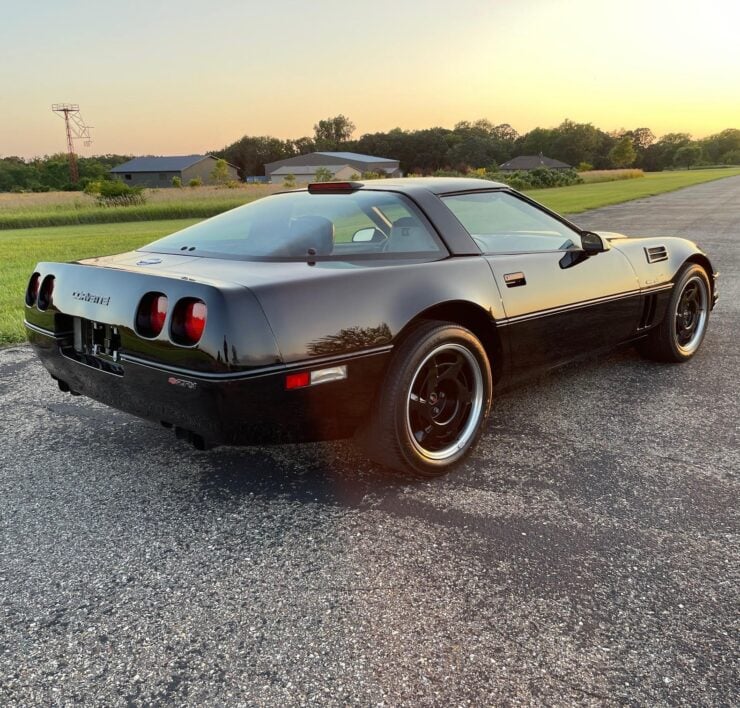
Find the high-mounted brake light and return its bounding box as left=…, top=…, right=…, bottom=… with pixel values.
left=307, top=181, right=362, bottom=194
left=37, top=275, right=55, bottom=311
left=136, top=292, right=168, bottom=338
left=171, top=298, right=207, bottom=346
left=26, top=273, right=41, bottom=307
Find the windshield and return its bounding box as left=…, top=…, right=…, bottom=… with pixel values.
left=141, top=190, right=445, bottom=261
left=442, top=190, right=580, bottom=253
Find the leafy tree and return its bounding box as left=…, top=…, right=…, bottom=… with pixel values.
left=188, top=177, right=202, bottom=187
left=313, top=167, right=334, bottom=182
left=210, top=158, right=230, bottom=186
left=700, top=129, right=740, bottom=164
left=313, top=115, right=355, bottom=151
left=282, top=173, right=297, bottom=188
left=608, top=136, right=637, bottom=167
left=642, top=133, right=691, bottom=171
left=673, top=145, right=702, bottom=169
left=172, top=175, right=182, bottom=187
left=721, top=148, right=740, bottom=165
left=291, top=136, right=316, bottom=155
left=212, top=135, right=293, bottom=178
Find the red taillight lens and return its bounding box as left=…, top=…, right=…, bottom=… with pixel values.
left=172, top=298, right=207, bottom=345
left=136, top=292, right=168, bottom=337
left=285, top=371, right=310, bottom=390
left=26, top=273, right=41, bottom=306
left=37, top=275, right=55, bottom=311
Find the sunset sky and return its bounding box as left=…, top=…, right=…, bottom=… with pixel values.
left=1, top=0, right=738, bottom=158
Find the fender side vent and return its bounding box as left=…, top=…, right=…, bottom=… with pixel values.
left=645, top=245, right=668, bottom=263
left=638, top=293, right=658, bottom=329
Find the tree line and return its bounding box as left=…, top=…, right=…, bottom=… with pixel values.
left=1, top=117, right=738, bottom=192
left=211, top=117, right=740, bottom=178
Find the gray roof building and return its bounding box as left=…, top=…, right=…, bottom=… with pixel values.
left=265, top=152, right=402, bottom=183
left=499, top=154, right=572, bottom=171
left=110, top=154, right=238, bottom=187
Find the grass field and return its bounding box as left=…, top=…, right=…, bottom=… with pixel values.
left=577, top=169, right=644, bottom=183
left=0, top=184, right=280, bottom=230
left=2, top=168, right=739, bottom=344
left=526, top=168, right=740, bottom=213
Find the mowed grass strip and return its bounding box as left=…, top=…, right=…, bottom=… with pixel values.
left=0, top=219, right=198, bottom=344
left=523, top=167, right=740, bottom=213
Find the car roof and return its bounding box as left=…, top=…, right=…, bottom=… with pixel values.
left=355, top=177, right=508, bottom=195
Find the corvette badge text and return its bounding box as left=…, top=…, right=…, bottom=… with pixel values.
left=72, top=291, right=111, bottom=306
left=168, top=376, right=198, bottom=390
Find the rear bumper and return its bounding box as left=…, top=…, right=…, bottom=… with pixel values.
left=26, top=324, right=391, bottom=445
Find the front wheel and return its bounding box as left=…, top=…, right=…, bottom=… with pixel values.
left=363, top=321, right=492, bottom=477
left=638, top=263, right=711, bottom=362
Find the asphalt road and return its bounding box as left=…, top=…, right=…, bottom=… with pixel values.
left=2, top=176, right=738, bottom=706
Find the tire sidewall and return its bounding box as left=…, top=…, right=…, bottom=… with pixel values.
left=667, top=264, right=711, bottom=361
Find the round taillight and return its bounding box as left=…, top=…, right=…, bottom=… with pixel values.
left=172, top=298, right=207, bottom=345
left=136, top=293, right=168, bottom=338
left=37, top=275, right=55, bottom=311
left=26, top=273, right=41, bottom=306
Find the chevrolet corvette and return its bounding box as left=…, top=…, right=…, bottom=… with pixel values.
left=24, top=178, right=717, bottom=476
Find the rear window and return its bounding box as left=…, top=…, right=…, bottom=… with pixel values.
left=141, top=190, right=445, bottom=261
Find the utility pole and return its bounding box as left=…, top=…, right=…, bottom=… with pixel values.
left=51, top=104, right=93, bottom=184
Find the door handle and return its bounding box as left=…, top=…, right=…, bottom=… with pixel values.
left=504, top=271, right=526, bottom=287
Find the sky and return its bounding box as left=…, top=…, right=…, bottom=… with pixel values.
left=1, top=0, right=738, bottom=158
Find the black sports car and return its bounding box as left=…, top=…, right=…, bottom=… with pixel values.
left=25, top=178, right=717, bottom=476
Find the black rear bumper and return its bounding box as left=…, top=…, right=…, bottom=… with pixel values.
left=27, top=325, right=391, bottom=446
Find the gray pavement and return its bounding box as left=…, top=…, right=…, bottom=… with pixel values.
left=1, top=176, right=739, bottom=706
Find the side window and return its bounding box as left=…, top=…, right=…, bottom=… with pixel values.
left=442, top=191, right=581, bottom=253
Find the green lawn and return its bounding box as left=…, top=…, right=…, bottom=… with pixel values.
left=2, top=167, right=739, bottom=345
left=0, top=219, right=198, bottom=344
left=523, top=167, right=740, bottom=213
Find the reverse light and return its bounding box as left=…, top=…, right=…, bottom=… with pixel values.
left=37, top=275, right=55, bottom=311
left=171, top=298, right=207, bottom=345
left=136, top=292, right=168, bottom=338
left=26, top=273, right=41, bottom=307
left=285, top=365, right=347, bottom=390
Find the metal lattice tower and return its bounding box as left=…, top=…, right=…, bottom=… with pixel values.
left=51, top=104, right=93, bottom=184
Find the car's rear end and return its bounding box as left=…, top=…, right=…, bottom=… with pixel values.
left=23, top=258, right=384, bottom=447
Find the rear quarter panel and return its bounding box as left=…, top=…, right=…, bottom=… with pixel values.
left=247, top=257, right=506, bottom=363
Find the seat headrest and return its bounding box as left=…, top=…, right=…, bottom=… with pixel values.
left=386, top=216, right=434, bottom=252
left=288, top=215, right=335, bottom=256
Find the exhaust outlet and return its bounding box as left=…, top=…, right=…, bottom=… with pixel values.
left=174, top=426, right=211, bottom=451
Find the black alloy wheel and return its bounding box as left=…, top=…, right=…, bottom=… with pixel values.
left=363, top=320, right=492, bottom=477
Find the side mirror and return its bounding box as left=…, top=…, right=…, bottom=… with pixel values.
left=580, top=231, right=609, bottom=255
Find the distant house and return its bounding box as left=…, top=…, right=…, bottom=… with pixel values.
left=110, top=154, right=238, bottom=187
left=499, top=153, right=572, bottom=171
left=264, top=152, right=402, bottom=184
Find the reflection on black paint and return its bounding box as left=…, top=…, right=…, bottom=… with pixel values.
left=307, top=324, right=392, bottom=356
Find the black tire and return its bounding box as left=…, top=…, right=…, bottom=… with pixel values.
left=362, top=320, right=493, bottom=477
left=638, top=263, right=711, bottom=363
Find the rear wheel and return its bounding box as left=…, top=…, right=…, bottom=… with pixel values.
left=363, top=321, right=492, bottom=477
left=638, top=263, right=711, bottom=362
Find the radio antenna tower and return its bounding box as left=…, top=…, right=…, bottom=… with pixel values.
left=51, top=103, right=93, bottom=184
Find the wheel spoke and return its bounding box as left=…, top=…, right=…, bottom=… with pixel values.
left=424, top=358, right=439, bottom=398
left=409, top=392, right=430, bottom=421
left=437, top=354, right=464, bottom=383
